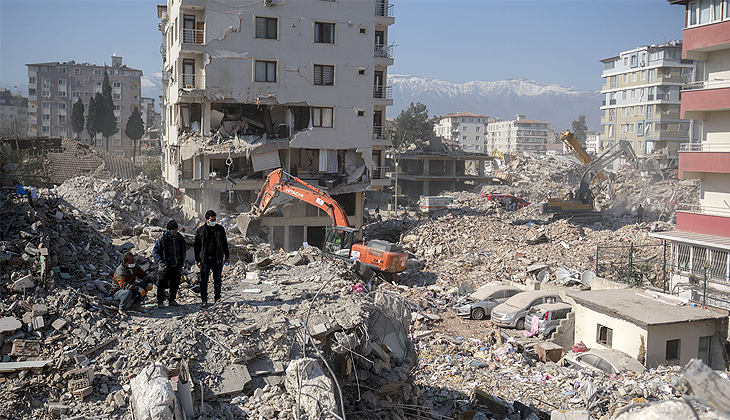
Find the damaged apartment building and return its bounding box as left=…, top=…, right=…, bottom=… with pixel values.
left=157, top=0, right=394, bottom=250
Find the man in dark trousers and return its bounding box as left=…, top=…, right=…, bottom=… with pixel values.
left=637, top=204, right=645, bottom=224
left=194, top=210, right=229, bottom=307
left=153, top=220, right=186, bottom=308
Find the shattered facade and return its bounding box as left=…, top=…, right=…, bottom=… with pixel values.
left=25, top=56, right=143, bottom=157
left=158, top=0, right=395, bottom=250
left=599, top=41, right=693, bottom=161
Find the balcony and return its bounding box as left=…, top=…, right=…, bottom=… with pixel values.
left=680, top=83, right=730, bottom=118
left=372, top=126, right=392, bottom=147
left=609, top=99, right=616, bottom=105
left=678, top=144, right=730, bottom=178
left=373, top=85, right=392, bottom=99
left=677, top=204, right=730, bottom=237
left=179, top=73, right=205, bottom=89
left=681, top=20, right=730, bottom=60
left=180, top=28, right=205, bottom=52
left=375, top=3, right=394, bottom=18
left=371, top=165, right=392, bottom=187
left=647, top=130, right=689, bottom=141
left=374, top=45, right=394, bottom=60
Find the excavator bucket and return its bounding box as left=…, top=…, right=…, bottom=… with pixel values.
left=237, top=213, right=261, bottom=238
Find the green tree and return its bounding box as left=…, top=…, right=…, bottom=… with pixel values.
left=571, top=115, right=588, bottom=149
left=392, top=102, right=433, bottom=149
left=71, top=97, right=85, bottom=140
left=139, top=157, right=162, bottom=181
left=124, top=107, right=145, bottom=164
left=86, top=95, right=97, bottom=144
left=97, top=68, right=118, bottom=151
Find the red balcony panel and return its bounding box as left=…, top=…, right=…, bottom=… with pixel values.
left=677, top=211, right=730, bottom=238
left=679, top=152, right=730, bottom=177
left=682, top=20, right=730, bottom=56
left=681, top=87, right=730, bottom=117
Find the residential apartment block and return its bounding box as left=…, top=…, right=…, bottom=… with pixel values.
left=25, top=56, right=143, bottom=157
left=0, top=88, right=28, bottom=138
left=599, top=42, right=694, bottom=161
left=486, top=115, right=551, bottom=154
left=433, top=112, right=488, bottom=153
left=651, top=0, right=730, bottom=311
left=157, top=0, right=395, bottom=251
left=585, top=131, right=600, bottom=155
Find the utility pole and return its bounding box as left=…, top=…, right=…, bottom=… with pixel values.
left=394, top=153, right=398, bottom=219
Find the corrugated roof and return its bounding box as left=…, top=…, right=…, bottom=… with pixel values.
left=649, top=230, right=730, bottom=252
left=570, top=289, right=727, bottom=328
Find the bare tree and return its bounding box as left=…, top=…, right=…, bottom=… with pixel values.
left=0, top=116, right=26, bottom=139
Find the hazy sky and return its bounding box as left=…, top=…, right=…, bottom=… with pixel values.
left=1, top=0, right=684, bottom=92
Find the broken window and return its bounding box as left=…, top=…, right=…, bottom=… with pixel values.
left=313, top=107, right=333, bottom=128
left=255, top=60, right=277, bottom=82
left=314, top=65, right=334, bottom=86
left=666, top=339, right=680, bottom=362
left=314, top=22, right=335, bottom=44
left=596, top=324, right=613, bottom=348
left=256, top=17, right=277, bottom=39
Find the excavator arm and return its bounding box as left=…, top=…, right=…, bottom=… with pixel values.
left=559, top=130, right=606, bottom=182
left=578, top=140, right=637, bottom=192
left=240, top=169, right=351, bottom=238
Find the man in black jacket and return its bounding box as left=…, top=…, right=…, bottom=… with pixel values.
left=194, top=210, right=229, bottom=307
left=153, top=220, right=186, bottom=308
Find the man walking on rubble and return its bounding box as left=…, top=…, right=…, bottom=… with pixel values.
left=113, top=252, right=152, bottom=313
left=153, top=220, right=186, bottom=308
left=637, top=204, right=645, bottom=224
left=194, top=210, right=229, bottom=307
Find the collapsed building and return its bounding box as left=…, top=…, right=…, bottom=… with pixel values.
left=157, top=0, right=395, bottom=251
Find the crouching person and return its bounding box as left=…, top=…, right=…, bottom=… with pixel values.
left=113, top=252, right=152, bottom=313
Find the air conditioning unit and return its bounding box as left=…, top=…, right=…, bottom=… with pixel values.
left=640, top=61, right=645, bottom=67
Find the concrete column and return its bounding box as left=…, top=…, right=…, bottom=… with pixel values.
left=423, top=180, right=430, bottom=196
left=478, top=160, right=484, bottom=177
left=423, top=159, right=430, bottom=176
left=203, top=102, right=211, bottom=135
left=450, top=159, right=456, bottom=176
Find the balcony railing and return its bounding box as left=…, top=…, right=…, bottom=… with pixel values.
left=609, top=99, right=616, bottom=105
left=374, top=45, right=394, bottom=59
left=179, top=73, right=205, bottom=89
left=373, top=125, right=391, bottom=139
left=647, top=94, right=654, bottom=101
left=181, top=28, right=205, bottom=45
left=679, top=142, right=730, bottom=152
left=682, top=79, right=730, bottom=91
left=656, top=93, right=670, bottom=100
left=375, top=3, right=394, bottom=17
left=372, top=165, right=391, bottom=179
left=678, top=203, right=730, bottom=217
left=373, top=85, right=392, bottom=99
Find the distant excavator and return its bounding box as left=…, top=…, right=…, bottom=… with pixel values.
left=238, top=169, right=408, bottom=281
left=540, top=140, right=638, bottom=214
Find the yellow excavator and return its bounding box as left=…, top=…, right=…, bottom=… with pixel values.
left=540, top=140, right=637, bottom=214
left=558, top=130, right=606, bottom=183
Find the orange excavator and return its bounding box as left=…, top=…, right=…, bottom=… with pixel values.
left=237, top=169, right=408, bottom=281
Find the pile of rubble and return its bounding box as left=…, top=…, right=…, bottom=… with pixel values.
left=53, top=175, right=184, bottom=236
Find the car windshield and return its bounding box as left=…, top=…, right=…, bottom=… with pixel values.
left=527, top=307, right=547, bottom=320
left=469, top=287, right=501, bottom=301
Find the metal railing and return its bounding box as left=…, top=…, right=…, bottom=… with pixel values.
left=181, top=28, right=204, bottom=45
left=373, top=85, right=392, bottom=99
left=374, top=45, right=394, bottom=59
left=373, top=125, right=391, bottom=139
left=679, top=142, right=730, bottom=152
left=646, top=130, right=689, bottom=139
left=682, top=79, right=730, bottom=91
left=375, top=3, right=394, bottom=17
left=656, top=93, right=670, bottom=100
left=677, top=203, right=730, bottom=217
left=609, top=99, right=616, bottom=105
left=372, top=165, right=391, bottom=179
left=179, top=73, right=205, bottom=89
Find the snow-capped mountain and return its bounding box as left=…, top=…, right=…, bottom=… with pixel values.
left=141, top=73, right=163, bottom=108
left=389, top=74, right=602, bottom=130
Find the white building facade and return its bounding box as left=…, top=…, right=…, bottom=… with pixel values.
left=433, top=111, right=488, bottom=153
left=158, top=0, right=395, bottom=250
left=486, top=114, right=550, bottom=154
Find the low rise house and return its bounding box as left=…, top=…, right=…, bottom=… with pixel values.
left=570, top=288, right=727, bottom=370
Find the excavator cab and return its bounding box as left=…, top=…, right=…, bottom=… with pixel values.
left=323, top=226, right=361, bottom=258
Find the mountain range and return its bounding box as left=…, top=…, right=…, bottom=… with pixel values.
left=389, top=74, right=602, bottom=131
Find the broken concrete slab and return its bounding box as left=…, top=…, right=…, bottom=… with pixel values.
left=0, top=317, right=22, bottom=334
left=10, top=275, right=34, bottom=292
left=0, top=360, right=52, bottom=373
left=285, top=358, right=336, bottom=420
left=213, top=364, right=252, bottom=397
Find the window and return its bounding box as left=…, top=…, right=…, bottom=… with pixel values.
left=475, top=126, right=480, bottom=132
left=72, top=92, right=80, bottom=98
left=58, top=103, right=66, bottom=110
left=314, top=65, right=334, bottom=86
left=623, top=57, right=628, bottom=66
left=42, top=78, right=50, bottom=86
left=666, top=339, right=680, bottom=362
left=689, top=0, right=724, bottom=26
left=74, top=68, right=80, bottom=75
left=94, top=81, right=102, bottom=87
left=29, top=88, right=37, bottom=96
left=622, top=90, right=627, bottom=100
left=632, top=72, right=637, bottom=82
left=462, top=126, right=468, bottom=131
left=42, top=90, right=50, bottom=98
left=95, top=138, right=102, bottom=146
left=42, top=114, right=50, bottom=121
left=462, top=136, right=467, bottom=140
left=646, top=105, right=653, bottom=118
left=109, top=70, right=115, bottom=76
left=42, top=126, right=50, bottom=132
left=475, top=136, right=480, bottom=141
left=314, top=22, right=335, bottom=44
left=59, top=126, right=67, bottom=133
left=58, top=79, right=66, bottom=86
left=621, top=107, right=627, bottom=117
left=632, top=89, right=636, bottom=99
left=113, top=93, right=121, bottom=100
left=623, top=73, right=628, bottom=84
left=255, top=61, right=277, bottom=82
left=59, top=115, right=66, bottom=123
left=312, top=107, right=333, bottom=127
left=113, top=138, right=122, bottom=146
left=94, top=69, right=102, bottom=76
left=29, top=77, right=36, bottom=84
left=255, top=17, right=277, bottom=39
left=648, top=69, right=655, bottom=83
left=637, top=122, right=644, bottom=135
left=641, top=70, right=646, bottom=81
left=113, top=82, right=121, bottom=88
left=630, top=107, right=635, bottom=117
left=359, top=27, right=367, bottom=34
left=58, top=91, right=66, bottom=97
left=28, top=66, right=38, bottom=72
left=41, top=66, right=50, bottom=72
left=58, top=68, right=66, bottom=74
left=646, top=123, right=653, bottom=136
left=698, top=336, right=712, bottom=365
left=115, top=105, right=121, bottom=111
left=597, top=324, right=613, bottom=347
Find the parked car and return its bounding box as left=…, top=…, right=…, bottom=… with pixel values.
left=491, top=291, right=562, bottom=329
left=523, top=302, right=572, bottom=337
left=455, top=285, right=522, bottom=320
left=565, top=348, right=646, bottom=375
left=482, top=193, right=530, bottom=209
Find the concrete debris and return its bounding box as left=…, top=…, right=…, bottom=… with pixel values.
left=284, top=358, right=337, bottom=419
left=130, top=363, right=184, bottom=420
